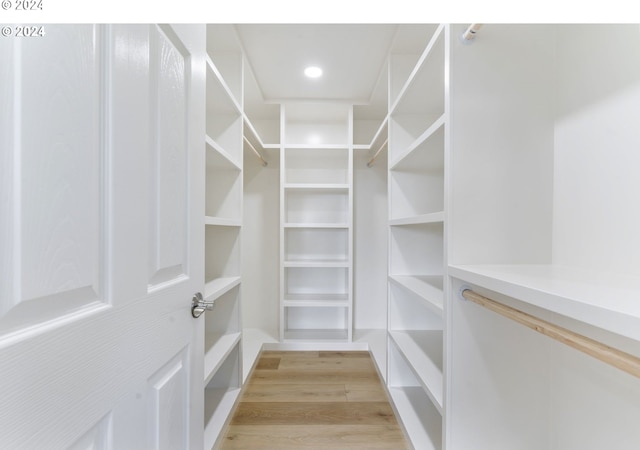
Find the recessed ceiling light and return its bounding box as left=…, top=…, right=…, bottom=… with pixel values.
left=304, top=66, right=323, bottom=78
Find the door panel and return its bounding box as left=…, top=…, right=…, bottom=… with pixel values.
left=148, top=348, right=190, bottom=450
left=68, top=415, right=111, bottom=450
left=107, top=24, right=150, bottom=305
left=1, top=24, right=105, bottom=337
left=0, top=24, right=205, bottom=449
left=149, top=25, right=189, bottom=288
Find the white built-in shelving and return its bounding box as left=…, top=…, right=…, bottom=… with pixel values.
left=203, top=343, right=241, bottom=449
left=280, top=104, right=354, bottom=343
left=386, top=24, right=448, bottom=450
left=202, top=24, right=244, bottom=450
left=200, top=23, right=640, bottom=450
left=389, top=275, right=444, bottom=314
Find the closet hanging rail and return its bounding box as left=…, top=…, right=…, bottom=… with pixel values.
left=243, top=136, right=268, bottom=167
left=460, top=288, right=640, bottom=379
left=367, top=138, right=388, bottom=168
left=461, top=24, right=483, bottom=44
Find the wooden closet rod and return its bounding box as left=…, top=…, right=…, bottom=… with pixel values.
left=367, top=138, right=388, bottom=168
left=461, top=24, right=483, bottom=43
left=243, top=136, right=268, bottom=167
left=461, top=289, right=640, bottom=379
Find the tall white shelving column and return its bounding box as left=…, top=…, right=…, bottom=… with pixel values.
left=202, top=25, right=243, bottom=450
left=279, top=103, right=353, bottom=343
left=386, top=24, right=448, bottom=450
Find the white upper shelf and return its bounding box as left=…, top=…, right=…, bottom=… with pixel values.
left=389, top=24, right=445, bottom=116
left=284, top=183, right=349, bottom=191
left=389, top=114, right=445, bottom=171
left=284, top=223, right=349, bottom=229
left=205, top=136, right=241, bottom=171
left=449, top=264, right=640, bottom=342
left=389, top=275, right=444, bottom=315
left=389, top=212, right=444, bottom=227
left=206, top=56, right=242, bottom=114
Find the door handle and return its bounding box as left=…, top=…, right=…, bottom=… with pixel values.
left=191, top=292, right=214, bottom=318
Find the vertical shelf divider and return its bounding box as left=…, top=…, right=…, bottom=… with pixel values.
left=202, top=24, right=244, bottom=450
left=386, top=24, right=448, bottom=450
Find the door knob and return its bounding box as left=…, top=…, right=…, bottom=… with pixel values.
left=191, top=292, right=214, bottom=318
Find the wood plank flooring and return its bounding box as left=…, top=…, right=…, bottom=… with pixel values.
left=218, top=351, right=410, bottom=449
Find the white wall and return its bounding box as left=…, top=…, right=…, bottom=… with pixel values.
left=449, top=24, right=555, bottom=266
left=353, top=150, right=388, bottom=330
left=449, top=26, right=556, bottom=445
left=241, top=148, right=280, bottom=335
left=553, top=24, right=640, bottom=276
left=550, top=24, right=640, bottom=449
left=449, top=280, right=552, bottom=450
left=549, top=314, right=640, bottom=450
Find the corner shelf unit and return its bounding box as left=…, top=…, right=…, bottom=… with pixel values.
left=280, top=104, right=354, bottom=343
left=202, top=24, right=243, bottom=450
left=386, top=24, right=448, bottom=450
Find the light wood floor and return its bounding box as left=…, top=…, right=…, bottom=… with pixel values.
left=218, top=351, right=410, bottom=450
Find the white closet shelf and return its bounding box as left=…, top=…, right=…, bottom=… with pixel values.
left=284, top=259, right=349, bottom=268
left=205, top=217, right=242, bottom=227
left=449, top=264, right=640, bottom=341
left=284, top=300, right=350, bottom=308
left=389, top=114, right=445, bottom=170
left=284, top=293, right=349, bottom=301
left=387, top=386, right=442, bottom=450
left=204, top=276, right=241, bottom=303
left=389, top=330, right=443, bottom=412
left=242, top=328, right=279, bottom=382
left=284, top=183, right=350, bottom=191
left=354, top=116, right=389, bottom=153
left=204, top=332, right=242, bottom=383
left=283, top=329, right=349, bottom=342
left=243, top=114, right=280, bottom=151
left=284, top=223, right=349, bottom=229
left=389, top=24, right=445, bottom=115
left=206, top=135, right=242, bottom=171
left=283, top=144, right=349, bottom=150
left=204, top=386, right=241, bottom=449
left=206, top=56, right=242, bottom=113
left=389, top=275, right=444, bottom=314
left=389, top=212, right=444, bottom=226
left=368, top=116, right=389, bottom=150
left=283, top=293, right=350, bottom=307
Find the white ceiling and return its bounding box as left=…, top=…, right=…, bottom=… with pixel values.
left=235, top=24, right=398, bottom=104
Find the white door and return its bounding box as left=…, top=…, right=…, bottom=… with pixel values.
left=0, top=24, right=206, bottom=449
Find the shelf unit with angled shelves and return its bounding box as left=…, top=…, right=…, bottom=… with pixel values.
left=202, top=24, right=244, bottom=450
left=386, top=24, right=448, bottom=450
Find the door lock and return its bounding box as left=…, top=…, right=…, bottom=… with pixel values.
left=191, top=292, right=214, bottom=318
